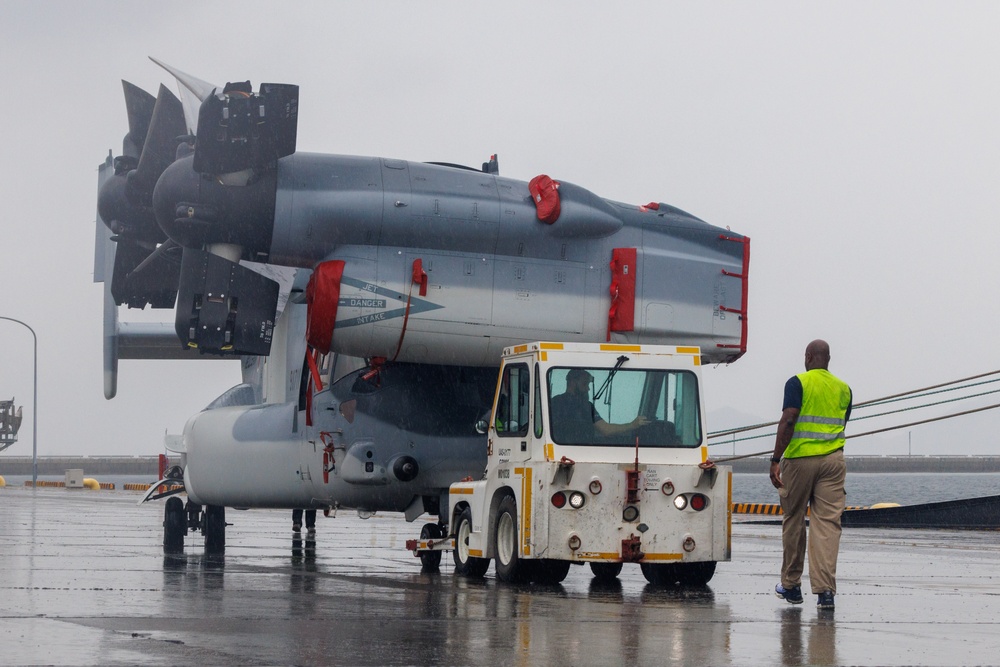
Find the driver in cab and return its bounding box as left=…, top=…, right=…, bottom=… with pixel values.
left=550, top=369, right=649, bottom=444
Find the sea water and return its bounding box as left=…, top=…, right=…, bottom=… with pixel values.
left=734, top=472, right=1000, bottom=506
left=4, top=472, right=999, bottom=507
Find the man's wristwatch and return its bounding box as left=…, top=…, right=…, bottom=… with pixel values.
left=770, top=457, right=781, bottom=464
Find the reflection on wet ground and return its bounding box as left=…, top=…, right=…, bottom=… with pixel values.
left=1, top=488, right=998, bottom=666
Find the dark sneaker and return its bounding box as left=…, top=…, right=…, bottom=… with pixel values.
left=775, top=583, right=803, bottom=604
left=817, top=590, right=835, bottom=609
left=292, top=523, right=301, bottom=532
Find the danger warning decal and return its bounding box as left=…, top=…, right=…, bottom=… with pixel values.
left=335, top=275, right=444, bottom=328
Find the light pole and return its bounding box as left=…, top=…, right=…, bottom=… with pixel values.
left=0, top=317, right=37, bottom=485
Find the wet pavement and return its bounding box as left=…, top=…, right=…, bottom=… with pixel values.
left=1, top=487, right=998, bottom=666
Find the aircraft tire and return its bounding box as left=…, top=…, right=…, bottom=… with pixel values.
left=204, top=505, right=226, bottom=553
left=419, top=523, right=443, bottom=572
left=452, top=507, right=489, bottom=577
left=163, top=496, right=185, bottom=553
left=493, top=495, right=530, bottom=584
left=590, top=562, right=624, bottom=581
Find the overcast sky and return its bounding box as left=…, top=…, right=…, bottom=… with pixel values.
left=1, top=1, right=999, bottom=461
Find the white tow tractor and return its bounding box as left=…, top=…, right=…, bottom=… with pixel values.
left=407, top=341, right=731, bottom=585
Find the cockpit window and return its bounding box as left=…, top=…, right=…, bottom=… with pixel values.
left=547, top=366, right=702, bottom=447
left=332, top=363, right=497, bottom=437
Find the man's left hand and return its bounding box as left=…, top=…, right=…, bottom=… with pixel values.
left=769, top=461, right=783, bottom=489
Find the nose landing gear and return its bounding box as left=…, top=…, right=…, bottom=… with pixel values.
left=161, top=498, right=228, bottom=554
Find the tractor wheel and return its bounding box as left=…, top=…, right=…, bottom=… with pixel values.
left=419, top=522, right=443, bottom=572
left=452, top=507, right=489, bottom=577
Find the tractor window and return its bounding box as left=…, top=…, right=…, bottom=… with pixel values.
left=496, top=363, right=530, bottom=437
left=533, top=363, right=544, bottom=439
left=547, top=366, right=702, bottom=447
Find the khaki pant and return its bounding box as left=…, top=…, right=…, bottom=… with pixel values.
left=779, top=448, right=846, bottom=594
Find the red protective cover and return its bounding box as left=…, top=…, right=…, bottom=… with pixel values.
left=528, top=174, right=561, bottom=224
left=608, top=248, right=637, bottom=339
left=305, top=260, right=345, bottom=355
left=412, top=258, right=428, bottom=296
left=716, top=234, right=751, bottom=360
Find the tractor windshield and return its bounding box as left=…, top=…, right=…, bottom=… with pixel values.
left=546, top=366, right=702, bottom=448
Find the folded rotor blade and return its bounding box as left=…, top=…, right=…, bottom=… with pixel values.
left=126, top=84, right=186, bottom=207
left=149, top=56, right=216, bottom=103
left=111, top=238, right=180, bottom=309
left=127, top=238, right=180, bottom=279
left=149, top=56, right=219, bottom=134
left=121, top=81, right=156, bottom=160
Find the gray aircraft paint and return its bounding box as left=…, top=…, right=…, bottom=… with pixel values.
left=98, top=63, right=748, bottom=521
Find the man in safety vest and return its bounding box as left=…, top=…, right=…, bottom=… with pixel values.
left=770, top=339, right=852, bottom=610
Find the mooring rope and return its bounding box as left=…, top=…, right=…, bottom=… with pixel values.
left=710, top=401, right=1000, bottom=463
left=707, top=368, right=1000, bottom=442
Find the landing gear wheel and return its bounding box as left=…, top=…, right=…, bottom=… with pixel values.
left=674, top=561, right=716, bottom=586
left=204, top=505, right=226, bottom=553
left=184, top=500, right=201, bottom=531
left=163, top=496, right=186, bottom=554
left=419, top=522, right=443, bottom=572
left=590, top=562, right=624, bottom=581
left=533, top=559, right=571, bottom=585
left=494, top=496, right=530, bottom=583
left=452, top=507, right=489, bottom=577
left=640, top=562, right=677, bottom=586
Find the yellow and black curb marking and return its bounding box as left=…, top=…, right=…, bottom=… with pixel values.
left=25, top=480, right=115, bottom=490
left=732, top=503, right=868, bottom=515
left=19, top=481, right=183, bottom=492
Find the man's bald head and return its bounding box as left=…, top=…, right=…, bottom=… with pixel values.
left=805, top=339, right=831, bottom=370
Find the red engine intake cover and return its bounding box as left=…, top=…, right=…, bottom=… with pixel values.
left=305, top=260, right=345, bottom=355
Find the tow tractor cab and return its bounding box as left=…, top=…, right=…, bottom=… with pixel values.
left=443, top=341, right=731, bottom=585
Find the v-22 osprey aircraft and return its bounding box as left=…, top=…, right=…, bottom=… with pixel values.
left=94, top=59, right=750, bottom=553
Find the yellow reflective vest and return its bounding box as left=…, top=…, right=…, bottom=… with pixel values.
left=785, top=369, right=852, bottom=459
